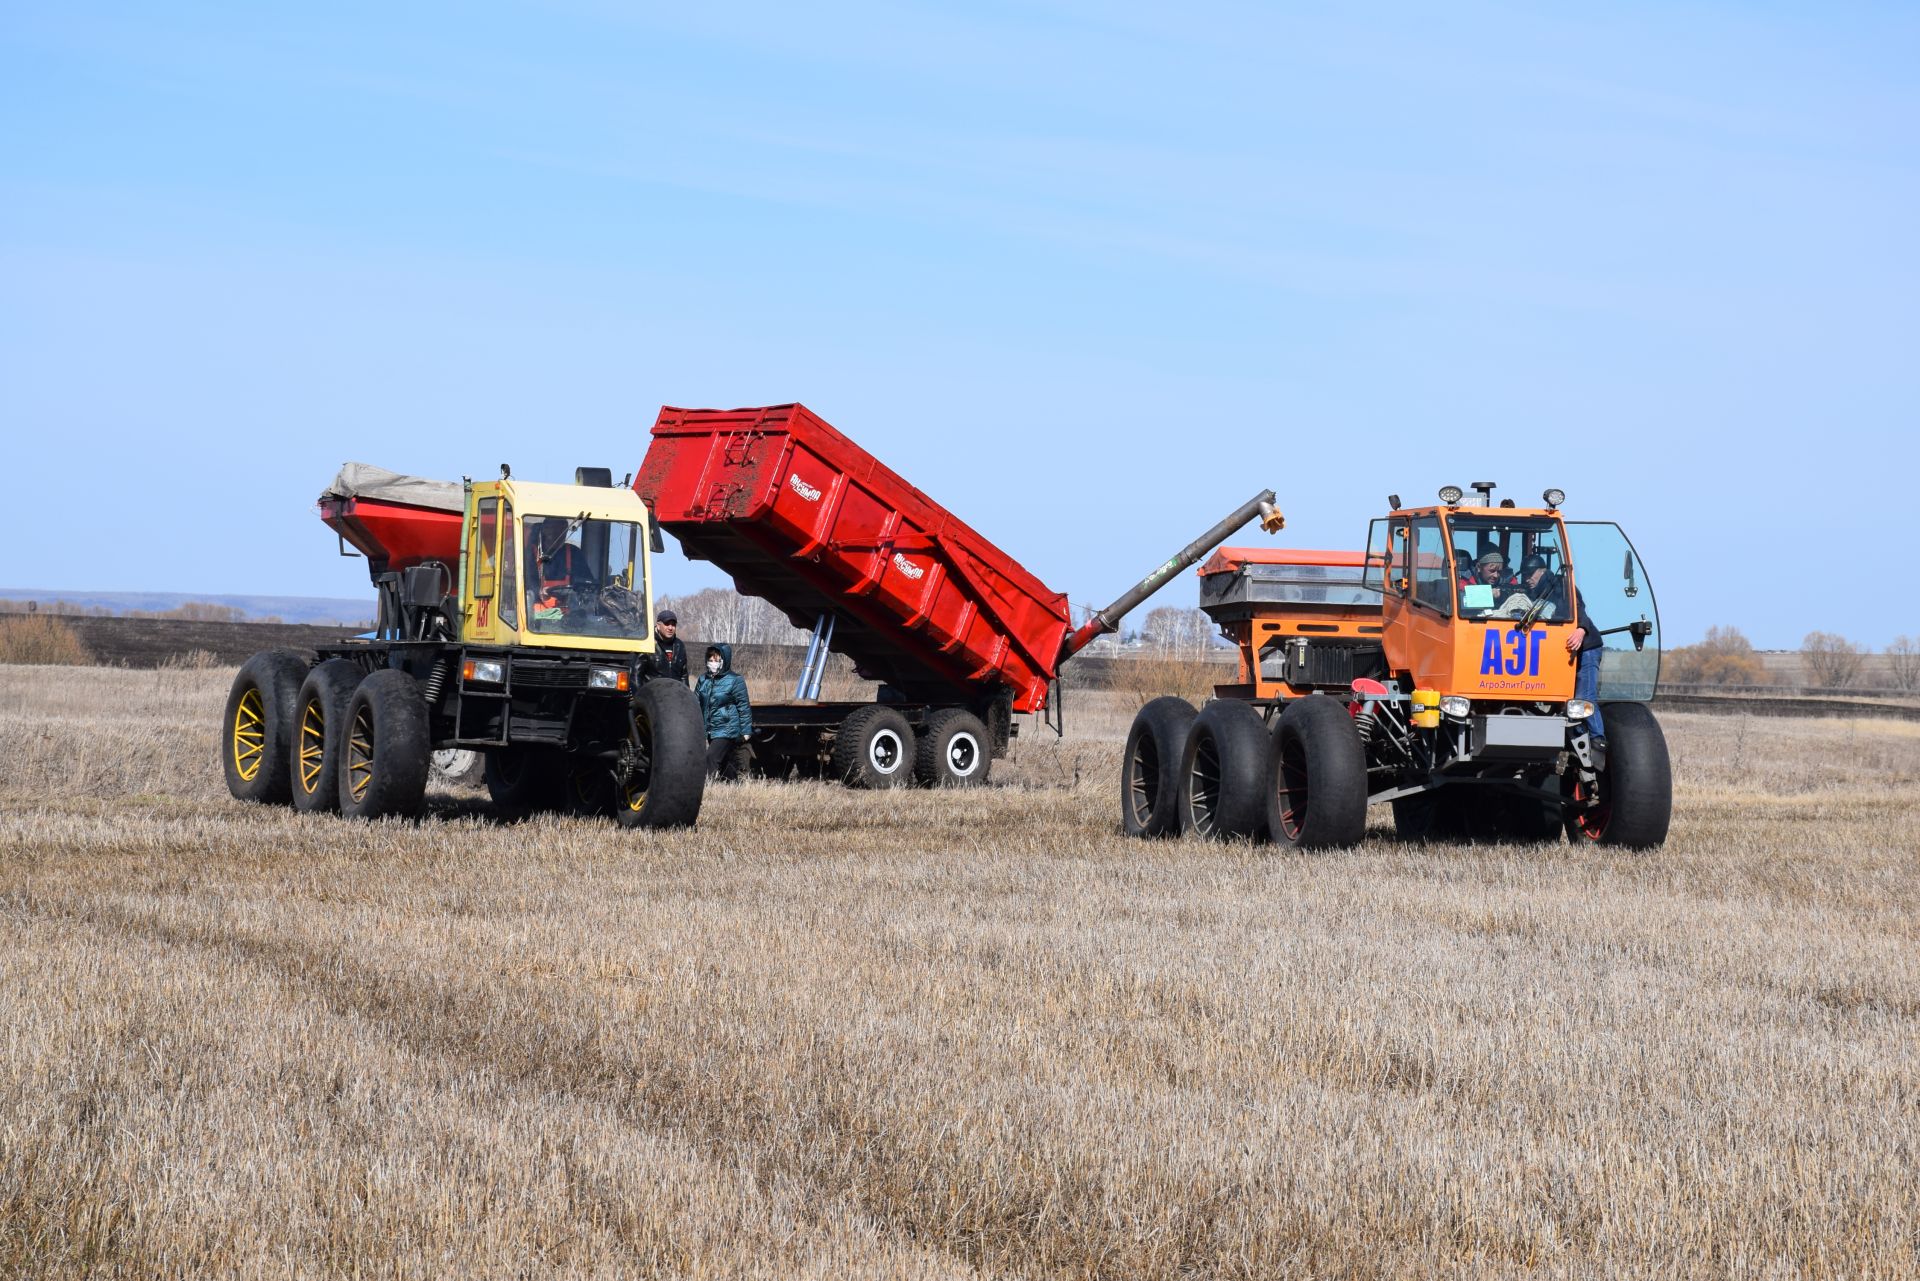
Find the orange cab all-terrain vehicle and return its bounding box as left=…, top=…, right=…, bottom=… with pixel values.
left=1120, top=482, right=1670, bottom=849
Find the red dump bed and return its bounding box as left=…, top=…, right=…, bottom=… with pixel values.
left=636, top=404, right=1071, bottom=711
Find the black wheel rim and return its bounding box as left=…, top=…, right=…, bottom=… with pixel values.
left=1276, top=733, right=1309, bottom=840
left=1127, top=735, right=1160, bottom=827
left=1188, top=732, right=1222, bottom=836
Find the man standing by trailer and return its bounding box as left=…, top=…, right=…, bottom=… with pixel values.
left=652, top=609, right=689, bottom=684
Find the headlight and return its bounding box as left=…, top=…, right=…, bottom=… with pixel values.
left=1567, top=699, right=1595, bottom=720
left=1438, top=485, right=1464, bottom=505
left=1542, top=488, right=1565, bottom=508
left=462, top=658, right=505, bottom=684
left=589, top=666, right=630, bottom=691
left=1439, top=695, right=1472, bottom=719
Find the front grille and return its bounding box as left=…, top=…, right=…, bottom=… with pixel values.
left=510, top=658, right=591, bottom=689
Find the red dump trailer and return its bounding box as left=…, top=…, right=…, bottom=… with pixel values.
left=637, top=403, right=1281, bottom=788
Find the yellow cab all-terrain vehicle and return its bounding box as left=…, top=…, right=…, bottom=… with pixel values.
left=1120, top=482, right=1670, bottom=848
left=220, top=464, right=706, bottom=827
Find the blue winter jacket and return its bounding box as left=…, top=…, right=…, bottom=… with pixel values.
left=696, top=643, right=753, bottom=740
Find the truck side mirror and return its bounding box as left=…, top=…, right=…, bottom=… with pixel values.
left=1623, top=550, right=1639, bottom=598
left=648, top=510, right=666, bottom=555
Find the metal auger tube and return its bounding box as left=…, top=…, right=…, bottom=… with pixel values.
left=1057, top=489, right=1283, bottom=664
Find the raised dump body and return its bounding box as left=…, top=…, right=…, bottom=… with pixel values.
left=637, top=403, right=1072, bottom=712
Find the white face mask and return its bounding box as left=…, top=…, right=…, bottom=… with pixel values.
left=706, top=659, right=723, bottom=675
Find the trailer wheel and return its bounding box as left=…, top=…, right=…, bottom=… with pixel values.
left=615, top=679, right=706, bottom=829
left=1564, top=703, right=1671, bottom=849
left=1268, top=696, right=1367, bottom=850
left=430, top=748, right=485, bottom=787
left=222, top=649, right=310, bottom=806
left=1179, top=700, right=1270, bottom=840
left=290, top=659, right=363, bottom=814
left=1120, top=696, right=1198, bottom=838
left=833, top=706, right=915, bottom=790
left=338, top=669, right=430, bottom=820
left=915, top=709, right=991, bottom=788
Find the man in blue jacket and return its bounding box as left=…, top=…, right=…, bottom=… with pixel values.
left=696, top=643, right=752, bottom=781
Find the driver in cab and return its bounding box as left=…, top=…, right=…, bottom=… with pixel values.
left=532, top=519, right=584, bottom=622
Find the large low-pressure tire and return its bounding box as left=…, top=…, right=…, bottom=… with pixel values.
left=1268, top=695, right=1368, bottom=850
left=337, top=669, right=430, bottom=820
left=1179, top=699, right=1271, bottom=840
left=485, top=746, right=564, bottom=817
left=1120, top=696, right=1199, bottom=838
left=290, top=659, right=364, bottom=814
left=222, top=649, right=310, bottom=805
left=614, top=678, right=707, bottom=829
left=1565, top=702, right=1671, bottom=849
left=915, top=709, right=991, bottom=788
left=832, top=705, right=915, bottom=790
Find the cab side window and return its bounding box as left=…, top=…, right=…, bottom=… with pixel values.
left=472, top=498, right=498, bottom=600
left=497, top=502, right=518, bottom=628
left=1409, top=516, right=1452, bottom=616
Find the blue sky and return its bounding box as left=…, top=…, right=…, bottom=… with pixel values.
left=4, top=2, right=1915, bottom=648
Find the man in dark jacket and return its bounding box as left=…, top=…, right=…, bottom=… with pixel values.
left=696, top=643, right=752, bottom=781
left=651, top=609, right=689, bottom=684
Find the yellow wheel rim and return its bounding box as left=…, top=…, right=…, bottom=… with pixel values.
left=622, top=709, right=651, bottom=812
left=232, top=687, right=266, bottom=781
left=346, top=706, right=375, bottom=804
left=297, top=697, right=325, bottom=795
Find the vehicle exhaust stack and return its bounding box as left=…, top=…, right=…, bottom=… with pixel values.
left=1057, top=489, right=1282, bottom=664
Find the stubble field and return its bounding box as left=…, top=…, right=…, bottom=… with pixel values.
left=2, top=663, right=1916, bottom=1279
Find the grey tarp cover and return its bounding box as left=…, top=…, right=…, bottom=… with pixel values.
left=324, top=463, right=463, bottom=513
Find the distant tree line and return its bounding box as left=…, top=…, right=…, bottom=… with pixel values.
left=1665, top=626, right=1918, bottom=693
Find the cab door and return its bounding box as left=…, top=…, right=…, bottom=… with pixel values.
left=1564, top=522, right=1661, bottom=700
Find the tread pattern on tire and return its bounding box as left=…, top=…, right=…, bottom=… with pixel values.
left=615, top=678, right=706, bottom=829
left=337, top=668, right=430, bottom=820
left=222, top=649, right=310, bottom=806
left=1179, top=699, right=1271, bottom=840
left=832, top=705, right=915, bottom=790
left=1121, top=697, right=1198, bottom=838
left=1566, top=702, right=1671, bottom=849
left=1267, top=695, right=1368, bottom=850
left=914, top=709, right=991, bottom=788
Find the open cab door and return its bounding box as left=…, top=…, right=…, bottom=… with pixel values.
left=1565, top=523, right=1661, bottom=700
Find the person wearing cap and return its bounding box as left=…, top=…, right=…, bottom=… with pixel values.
left=1518, top=553, right=1560, bottom=613
left=1473, top=549, right=1516, bottom=592
left=651, top=609, right=689, bottom=685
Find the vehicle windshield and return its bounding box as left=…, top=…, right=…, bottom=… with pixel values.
left=523, top=515, right=648, bottom=640
left=1446, top=515, right=1571, bottom=622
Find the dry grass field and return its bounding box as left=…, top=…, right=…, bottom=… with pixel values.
left=2, top=664, right=1916, bottom=1279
